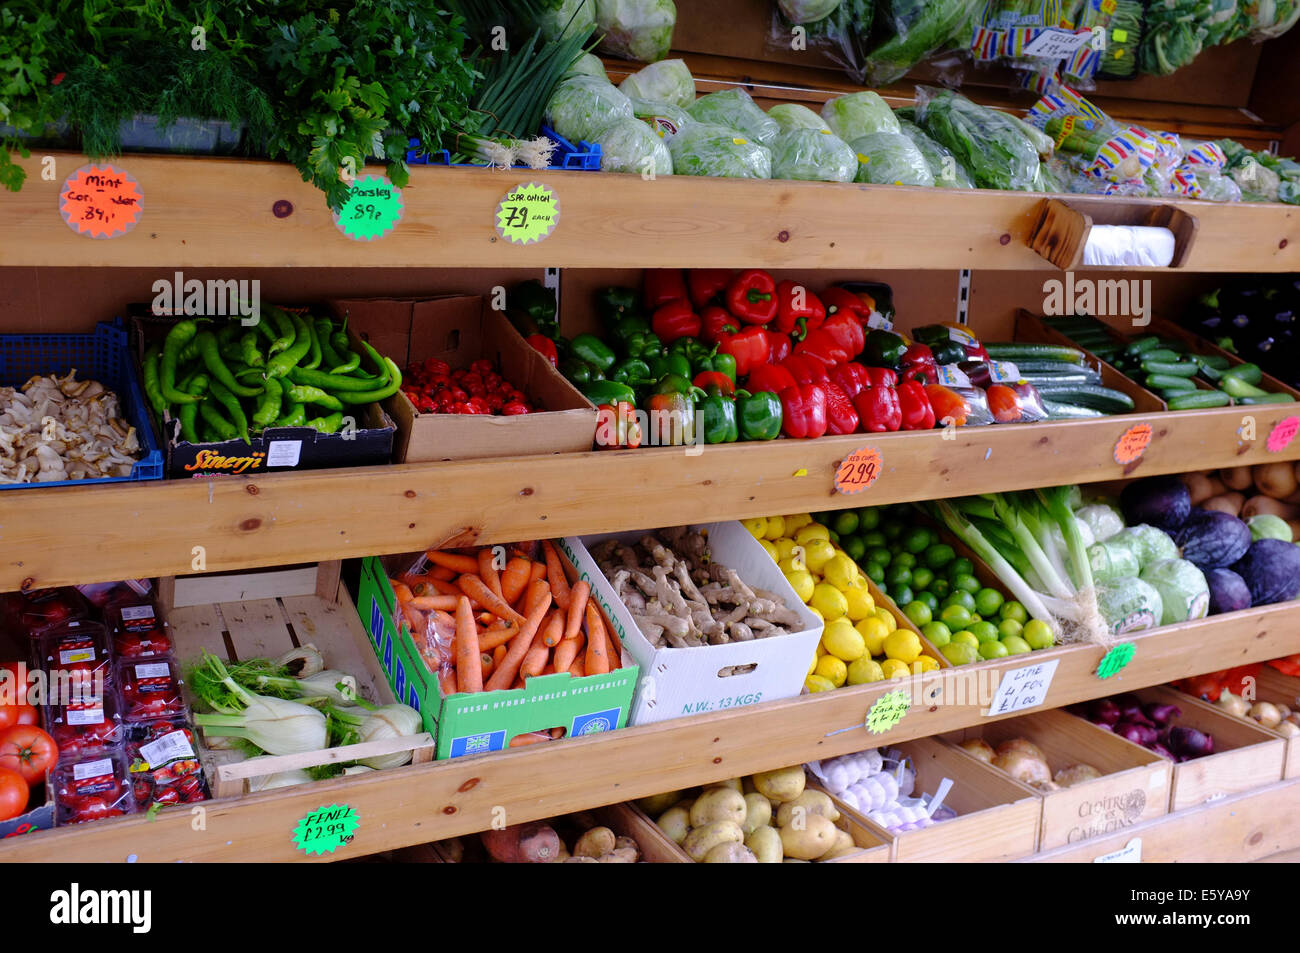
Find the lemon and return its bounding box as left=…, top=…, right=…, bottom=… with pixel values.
left=764, top=515, right=786, bottom=540
left=847, top=657, right=885, bottom=685
left=759, top=539, right=779, bottom=562
left=822, top=618, right=866, bottom=662
left=880, top=658, right=912, bottom=680
left=814, top=655, right=848, bottom=687
left=806, top=606, right=824, bottom=625
left=914, top=655, right=941, bottom=673
left=742, top=517, right=768, bottom=539
left=855, top=616, right=890, bottom=656
left=843, top=585, right=875, bottom=622
left=811, top=583, right=848, bottom=620
left=775, top=538, right=798, bottom=560
left=822, top=553, right=858, bottom=590
left=779, top=555, right=807, bottom=575
left=883, top=629, right=923, bottom=664
left=807, top=653, right=818, bottom=677
left=803, top=539, right=837, bottom=573
left=795, top=524, right=831, bottom=545
left=784, top=569, right=815, bottom=603
left=872, top=607, right=898, bottom=633
left=785, top=513, right=813, bottom=531
left=805, top=674, right=836, bottom=693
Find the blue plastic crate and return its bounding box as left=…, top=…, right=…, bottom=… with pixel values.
left=407, top=124, right=602, bottom=172
left=0, top=320, right=164, bottom=489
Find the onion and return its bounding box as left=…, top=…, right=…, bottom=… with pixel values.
left=1114, top=694, right=1145, bottom=723
left=996, top=738, right=1047, bottom=763
left=1087, top=698, right=1121, bottom=726
left=1142, top=702, right=1182, bottom=727
left=1054, top=763, right=1103, bottom=787
left=1249, top=701, right=1283, bottom=728
left=1115, top=721, right=1158, bottom=747
left=1277, top=722, right=1300, bottom=739
left=992, top=749, right=1051, bottom=785
left=959, top=738, right=995, bottom=763
left=1149, top=743, right=1175, bottom=761
left=1216, top=691, right=1250, bottom=718
left=1168, top=725, right=1214, bottom=758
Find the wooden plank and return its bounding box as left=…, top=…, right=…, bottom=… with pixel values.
left=170, top=566, right=320, bottom=608
left=281, top=592, right=390, bottom=706
left=164, top=603, right=228, bottom=659
left=7, top=404, right=1300, bottom=593
left=220, top=598, right=291, bottom=660
left=2, top=154, right=1297, bottom=273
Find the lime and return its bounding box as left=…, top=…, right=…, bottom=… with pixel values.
left=856, top=616, right=891, bottom=655
left=997, top=618, right=1023, bottom=641
left=892, top=552, right=917, bottom=570
left=920, top=620, right=952, bottom=648
left=923, top=543, right=956, bottom=569
left=833, top=511, right=860, bottom=536
left=865, top=563, right=886, bottom=585
left=857, top=508, right=881, bottom=531
left=866, top=546, right=892, bottom=567
left=1023, top=619, right=1055, bottom=650
left=884, top=565, right=912, bottom=589
left=940, top=641, right=978, bottom=666
left=847, top=657, right=885, bottom=685
left=902, top=528, right=932, bottom=554
left=952, top=573, right=982, bottom=595
left=930, top=578, right=951, bottom=600
left=861, top=530, right=887, bottom=549
left=968, top=621, right=1000, bottom=644
left=950, top=630, right=979, bottom=650
left=938, top=604, right=972, bottom=630
left=941, top=590, right=977, bottom=613
left=969, top=613, right=982, bottom=624
left=910, top=567, right=935, bottom=591
left=841, top=535, right=867, bottom=563
left=884, top=630, right=923, bottom=664
left=903, top=601, right=932, bottom=628
left=826, top=529, right=839, bottom=544
left=979, top=639, right=1010, bottom=660
left=915, top=590, right=939, bottom=613
left=882, top=521, right=905, bottom=541
left=974, top=587, right=1004, bottom=617
left=947, top=557, right=975, bottom=579
left=999, top=600, right=1029, bottom=624
left=891, top=584, right=914, bottom=607
left=1001, top=634, right=1032, bottom=655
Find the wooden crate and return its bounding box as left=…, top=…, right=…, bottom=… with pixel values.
left=159, top=561, right=342, bottom=612
left=833, top=736, right=1041, bottom=863
left=941, top=708, right=1171, bottom=851
left=166, top=565, right=433, bottom=798
left=1172, top=667, right=1300, bottom=780
left=1140, top=316, right=1300, bottom=402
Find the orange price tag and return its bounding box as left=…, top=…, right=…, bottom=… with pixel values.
left=835, top=447, right=882, bottom=494
left=59, top=164, right=143, bottom=239
left=1113, top=423, right=1152, bottom=466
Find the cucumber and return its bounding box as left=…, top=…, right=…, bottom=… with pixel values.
left=1013, top=360, right=1102, bottom=377
left=1222, top=376, right=1269, bottom=399
left=1222, top=363, right=1263, bottom=386
left=1029, top=383, right=1135, bottom=413
left=1238, top=394, right=1297, bottom=405
left=1020, top=372, right=1100, bottom=386
left=1144, top=374, right=1198, bottom=392
left=1198, top=354, right=1232, bottom=371
left=1042, top=399, right=1107, bottom=419
left=1124, top=335, right=1162, bottom=356
left=1139, top=349, right=1181, bottom=364
left=984, top=343, right=1088, bottom=365
left=1167, top=390, right=1232, bottom=410
left=1140, top=360, right=1198, bottom=377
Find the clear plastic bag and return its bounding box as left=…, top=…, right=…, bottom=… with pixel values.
left=54, top=751, right=137, bottom=826
left=117, top=656, right=187, bottom=723
left=38, top=621, right=113, bottom=698
left=617, top=58, right=695, bottom=109
left=915, top=86, right=1040, bottom=191
left=594, top=0, right=678, bottom=63
left=629, top=98, right=692, bottom=142
left=862, top=0, right=982, bottom=86
left=47, top=686, right=125, bottom=761
left=686, top=89, right=779, bottom=146
left=668, top=122, right=773, bottom=179
left=897, top=119, right=975, bottom=187
left=766, top=0, right=874, bottom=84
left=544, top=76, right=635, bottom=144
left=850, top=131, right=935, bottom=187
left=591, top=117, right=673, bottom=174
left=770, top=128, right=857, bottom=182
left=127, top=719, right=208, bottom=809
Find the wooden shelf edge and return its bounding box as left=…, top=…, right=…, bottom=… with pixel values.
left=1, top=601, right=1294, bottom=862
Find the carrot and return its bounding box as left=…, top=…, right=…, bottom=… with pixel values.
left=508, top=732, right=551, bottom=748
left=401, top=603, right=426, bottom=634
left=390, top=579, right=415, bottom=602
left=604, top=619, right=623, bottom=669
left=551, top=727, right=564, bottom=739
left=430, top=565, right=457, bottom=581
left=524, top=579, right=552, bottom=616
left=512, top=677, right=526, bottom=690
left=542, top=541, right=572, bottom=611
left=479, top=622, right=520, bottom=652
left=408, top=595, right=459, bottom=611
left=478, top=548, right=503, bottom=599
left=455, top=596, right=482, bottom=693
left=585, top=602, right=609, bottom=676
left=458, top=574, right=527, bottom=626
left=426, top=576, right=470, bottom=599
left=484, top=585, right=552, bottom=691
left=480, top=651, right=496, bottom=681
left=438, top=667, right=458, bottom=696
left=500, top=557, right=533, bottom=606
left=521, top=617, right=553, bottom=677
left=426, top=550, right=480, bottom=574
left=568, top=655, right=586, bottom=677
left=477, top=612, right=494, bottom=626
left=564, top=580, right=590, bottom=642
left=553, top=632, right=584, bottom=675
left=537, top=604, right=564, bottom=648
left=493, top=644, right=507, bottom=668
left=430, top=609, right=456, bottom=629
left=529, top=561, right=547, bottom=584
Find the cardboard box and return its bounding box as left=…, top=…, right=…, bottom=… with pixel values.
left=0, top=799, right=54, bottom=839
left=355, top=552, right=638, bottom=760
left=561, top=523, right=824, bottom=726
left=327, top=295, right=596, bottom=463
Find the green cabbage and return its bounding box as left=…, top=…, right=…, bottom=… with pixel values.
left=1097, top=577, right=1163, bottom=636
left=545, top=76, right=635, bottom=143
left=768, top=104, right=832, bottom=134
left=593, top=117, right=672, bottom=174
left=687, top=89, right=779, bottom=145
left=850, top=132, right=934, bottom=187
left=821, top=91, right=900, bottom=141
left=1075, top=503, right=1125, bottom=544
left=629, top=98, right=692, bottom=142
left=1249, top=514, right=1293, bottom=543
left=1139, top=558, right=1210, bottom=625
left=538, top=0, right=597, bottom=41
left=618, top=58, right=695, bottom=109
left=1110, top=524, right=1178, bottom=569
left=770, top=128, right=856, bottom=182
left=668, top=122, right=772, bottom=178
left=595, top=0, right=677, bottom=63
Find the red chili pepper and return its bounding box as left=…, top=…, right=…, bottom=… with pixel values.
left=821, top=287, right=875, bottom=329
left=779, top=384, right=827, bottom=439
left=693, top=371, right=735, bottom=395
left=644, top=269, right=688, bottom=311
left=771, top=280, right=826, bottom=339
left=852, top=384, right=902, bottom=433
left=925, top=384, right=969, bottom=427
left=829, top=362, right=873, bottom=402
left=700, top=305, right=739, bottom=346
left=687, top=269, right=733, bottom=309
left=745, top=363, right=797, bottom=395
left=725, top=269, right=778, bottom=325
left=651, top=299, right=702, bottom=343
left=717, top=326, right=771, bottom=378
left=780, top=353, right=830, bottom=386
left=822, top=381, right=860, bottom=435
left=896, top=379, right=936, bottom=430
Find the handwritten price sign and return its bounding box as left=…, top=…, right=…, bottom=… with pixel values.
left=334, top=175, right=403, bottom=241
left=1267, top=416, right=1300, bottom=453
left=496, top=182, right=560, bottom=245
left=1113, top=423, right=1152, bottom=466
left=1097, top=642, right=1136, bottom=679
left=292, top=804, right=359, bottom=856
left=835, top=447, right=882, bottom=494
left=866, top=688, right=910, bottom=734
left=59, top=164, right=143, bottom=239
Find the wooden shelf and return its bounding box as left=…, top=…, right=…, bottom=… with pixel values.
left=3, top=404, right=1296, bottom=592
left=2, top=153, right=1297, bottom=273
left=2, top=599, right=1295, bottom=862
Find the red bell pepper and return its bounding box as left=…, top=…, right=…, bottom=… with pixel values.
left=595, top=402, right=643, bottom=450
left=900, top=342, right=937, bottom=385
left=745, top=363, right=797, bottom=395
left=725, top=269, right=778, bottom=325
left=644, top=269, right=688, bottom=311
left=688, top=269, right=733, bottom=309
left=780, top=353, right=830, bottom=385
left=1269, top=655, right=1300, bottom=677
left=779, top=384, right=827, bottom=439
left=864, top=367, right=898, bottom=388
left=651, top=299, right=702, bottom=343
left=897, top=379, right=936, bottom=430
left=525, top=334, right=558, bottom=368
left=853, top=385, right=902, bottom=433
left=821, top=287, right=874, bottom=329
left=717, top=326, right=770, bottom=378
left=823, top=381, right=860, bottom=435
left=772, top=280, right=826, bottom=340
left=830, top=362, right=873, bottom=402
left=795, top=312, right=864, bottom=366
left=766, top=330, right=792, bottom=365
left=700, top=305, right=739, bottom=346
left=693, top=371, right=735, bottom=395
left=925, top=384, right=969, bottom=427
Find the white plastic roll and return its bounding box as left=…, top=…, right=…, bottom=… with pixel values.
left=1082, top=224, right=1176, bottom=267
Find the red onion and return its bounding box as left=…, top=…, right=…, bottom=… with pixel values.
left=1115, top=721, right=1159, bottom=747
left=1149, top=743, right=1175, bottom=761
left=1168, top=725, right=1214, bottom=759
left=1143, top=702, right=1182, bottom=727
left=1114, top=694, right=1144, bottom=721
left=1087, top=698, right=1121, bottom=726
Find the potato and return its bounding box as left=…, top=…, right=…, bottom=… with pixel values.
left=775, top=790, right=841, bottom=828
left=995, top=738, right=1047, bottom=763
left=555, top=846, right=570, bottom=862
left=636, top=790, right=687, bottom=816
left=823, top=828, right=855, bottom=858
left=598, top=847, right=639, bottom=863
left=564, top=856, right=599, bottom=863
left=614, top=836, right=639, bottom=856
left=751, top=765, right=805, bottom=803
left=703, top=842, right=758, bottom=863
left=712, top=777, right=744, bottom=794
left=741, top=792, right=772, bottom=834
left=655, top=806, right=691, bottom=845
left=683, top=820, right=744, bottom=861
left=744, top=825, right=783, bottom=863
left=780, top=814, right=838, bottom=860
left=574, top=826, right=616, bottom=858
left=690, top=787, right=748, bottom=828
left=1054, top=763, right=1103, bottom=787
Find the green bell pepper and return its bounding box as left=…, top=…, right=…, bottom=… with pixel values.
left=596, top=287, right=641, bottom=327
left=668, top=336, right=713, bottom=368
left=571, top=333, right=617, bottom=372
left=560, top=357, right=603, bottom=386
left=864, top=330, right=909, bottom=368
left=609, top=314, right=651, bottom=343
left=737, top=389, right=782, bottom=441
left=693, top=349, right=737, bottom=385
left=609, top=358, right=654, bottom=389
left=698, top=389, right=739, bottom=444
left=581, top=380, right=637, bottom=406
left=510, top=280, right=559, bottom=338
left=620, top=329, right=664, bottom=361
left=928, top=340, right=967, bottom=366
left=642, top=391, right=696, bottom=446
left=654, top=373, right=699, bottom=397
left=647, top=352, right=692, bottom=382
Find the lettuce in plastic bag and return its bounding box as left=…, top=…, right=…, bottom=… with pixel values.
left=668, top=122, right=772, bottom=178
left=862, top=0, right=981, bottom=86
left=1140, top=558, right=1210, bottom=625
left=618, top=58, right=695, bottom=109
left=768, top=103, right=832, bottom=133
left=687, top=89, right=779, bottom=145
left=770, top=128, right=857, bottom=182
left=915, top=87, right=1039, bottom=191
left=779, top=0, right=843, bottom=25
left=595, top=0, right=677, bottom=62
left=822, top=91, right=900, bottom=141
left=592, top=117, right=673, bottom=174
left=564, top=52, right=610, bottom=82
left=850, top=131, right=934, bottom=187
left=897, top=118, right=973, bottom=188
left=545, top=76, right=635, bottom=143
left=630, top=98, right=692, bottom=142
left=538, top=0, right=597, bottom=41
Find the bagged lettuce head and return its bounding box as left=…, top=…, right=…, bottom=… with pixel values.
left=669, top=122, right=772, bottom=179
left=768, top=103, right=832, bottom=133
left=545, top=76, right=635, bottom=143
left=593, top=117, right=673, bottom=175
left=850, top=132, right=934, bottom=187
left=897, top=118, right=973, bottom=188
left=771, top=128, right=856, bottom=182
left=630, top=98, right=692, bottom=142
left=595, top=0, right=678, bottom=62
left=618, top=59, right=695, bottom=109
left=779, top=0, right=844, bottom=24
left=564, top=52, right=610, bottom=82
left=687, top=89, right=779, bottom=145
left=821, top=91, right=900, bottom=141
left=538, top=0, right=597, bottom=41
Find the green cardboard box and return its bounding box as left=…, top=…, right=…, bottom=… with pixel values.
left=356, top=554, right=638, bottom=760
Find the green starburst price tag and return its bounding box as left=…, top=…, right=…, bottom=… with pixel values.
left=866, top=689, right=910, bottom=734
left=292, top=804, right=359, bottom=856
left=334, top=175, right=403, bottom=241
left=1097, top=642, right=1136, bottom=679
left=496, top=182, right=560, bottom=245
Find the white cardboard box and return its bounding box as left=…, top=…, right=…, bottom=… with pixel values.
left=560, top=523, right=823, bottom=726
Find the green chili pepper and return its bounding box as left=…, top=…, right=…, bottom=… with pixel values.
left=267, top=306, right=296, bottom=355
left=161, top=320, right=205, bottom=404
left=217, top=322, right=241, bottom=347
left=198, top=330, right=263, bottom=398
left=273, top=402, right=306, bottom=428
left=570, top=333, right=617, bottom=371
left=252, top=377, right=283, bottom=429
left=286, top=385, right=345, bottom=411
left=177, top=337, right=203, bottom=365
left=306, top=411, right=344, bottom=434
left=254, top=311, right=277, bottom=346
left=267, top=314, right=313, bottom=379
left=198, top=397, right=238, bottom=441
left=239, top=330, right=265, bottom=368
left=287, top=365, right=385, bottom=392
left=316, top=318, right=344, bottom=369
left=736, top=390, right=782, bottom=441
left=142, top=345, right=167, bottom=419
left=208, top=379, right=250, bottom=443
left=177, top=373, right=210, bottom=444
left=302, top=318, right=322, bottom=370
left=329, top=331, right=361, bottom=375
left=332, top=357, right=404, bottom=404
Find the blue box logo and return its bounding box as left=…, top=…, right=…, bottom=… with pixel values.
left=571, top=707, right=621, bottom=737
left=383, top=631, right=393, bottom=673
left=394, top=658, right=406, bottom=701
left=449, top=730, right=506, bottom=759
left=368, top=596, right=384, bottom=647
left=407, top=685, right=421, bottom=712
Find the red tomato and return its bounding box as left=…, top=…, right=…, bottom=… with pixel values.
left=0, top=725, right=59, bottom=785
left=13, top=704, right=38, bottom=726
left=0, top=766, right=28, bottom=821
left=986, top=384, right=1022, bottom=423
